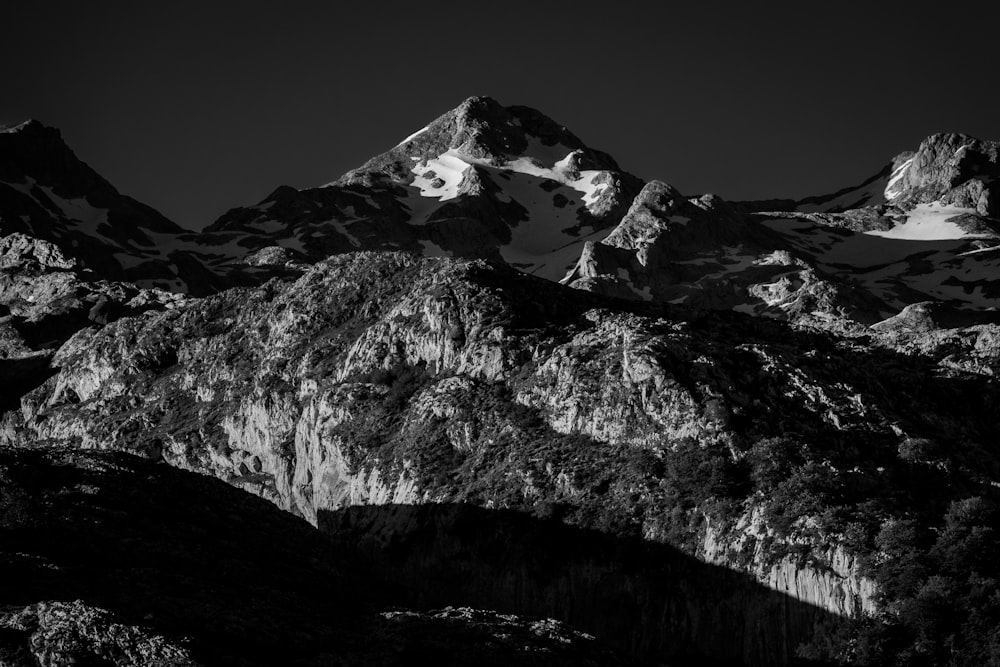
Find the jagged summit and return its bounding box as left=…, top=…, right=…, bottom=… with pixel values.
left=335, top=95, right=623, bottom=188
left=198, top=106, right=1000, bottom=322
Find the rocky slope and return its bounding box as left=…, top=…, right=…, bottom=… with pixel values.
left=6, top=251, right=1000, bottom=663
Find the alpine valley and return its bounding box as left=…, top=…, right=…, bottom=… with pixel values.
left=2, top=97, right=999, bottom=666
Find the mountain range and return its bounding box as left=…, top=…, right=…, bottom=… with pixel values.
left=2, top=97, right=999, bottom=666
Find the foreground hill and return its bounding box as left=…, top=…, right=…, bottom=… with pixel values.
left=0, top=448, right=632, bottom=666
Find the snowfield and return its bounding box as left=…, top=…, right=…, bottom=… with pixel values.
left=867, top=203, right=980, bottom=240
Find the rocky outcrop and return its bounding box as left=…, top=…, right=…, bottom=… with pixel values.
left=870, top=302, right=1000, bottom=376
left=884, top=133, right=1000, bottom=216
left=564, top=181, right=889, bottom=326
left=0, top=601, right=195, bottom=667
left=8, top=252, right=942, bottom=515
left=0, top=233, right=76, bottom=270
left=0, top=232, right=187, bottom=355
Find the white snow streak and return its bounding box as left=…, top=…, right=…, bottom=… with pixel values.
left=396, top=125, right=429, bottom=147
left=883, top=157, right=914, bottom=201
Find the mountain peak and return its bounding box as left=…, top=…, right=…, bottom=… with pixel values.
left=453, top=94, right=505, bottom=117
left=335, top=96, right=622, bottom=188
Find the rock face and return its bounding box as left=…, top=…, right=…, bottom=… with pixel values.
left=569, top=154, right=1000, bottom=323
left=883, top=133, right=1000, bottom=216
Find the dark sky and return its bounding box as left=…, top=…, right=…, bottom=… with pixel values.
left=3, top=1, right=998, bottom=230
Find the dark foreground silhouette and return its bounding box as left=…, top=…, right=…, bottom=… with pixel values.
left=321, top=502, right=844, bottom=666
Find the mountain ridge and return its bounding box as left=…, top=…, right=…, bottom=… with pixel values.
left=3, top=98, right=1000, bottom=666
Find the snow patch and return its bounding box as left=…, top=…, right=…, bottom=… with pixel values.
left=959, top=244, right=1000, bottom=256
left=867, top=203, right=980, bottom=240
left=499, top=150, right=608, bottom=212
left=410, top=150, right=470, bottom=201
left=491, top=167, right=608, bottom=281
left=418, top=239, right=450, bottom=258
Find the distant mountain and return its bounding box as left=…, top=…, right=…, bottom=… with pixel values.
left=0, top=120, right=281, bottom=297
left=205, top=96, right=644, bottom=281
left=199, top=99, right=1000, bottom=328
left=6, top=101, right=997, bottom=330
